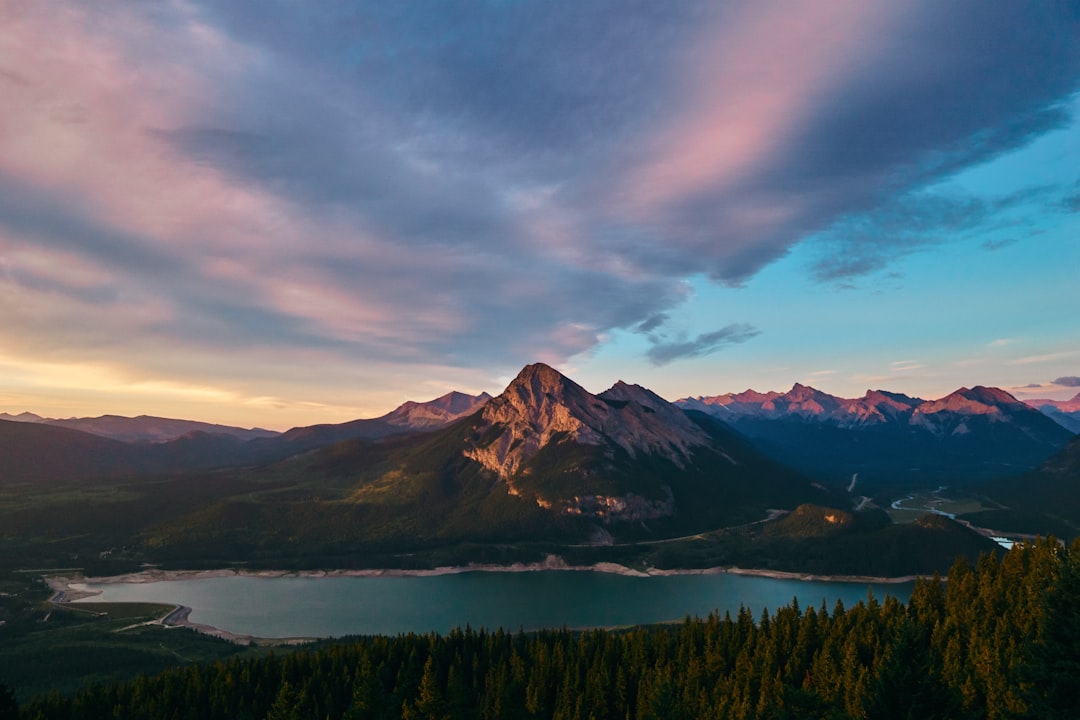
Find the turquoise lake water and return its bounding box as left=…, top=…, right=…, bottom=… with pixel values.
left=75, top=571, right=913, bottom=638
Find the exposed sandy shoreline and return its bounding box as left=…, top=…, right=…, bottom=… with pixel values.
left=45, top=560, right=924, bottom=645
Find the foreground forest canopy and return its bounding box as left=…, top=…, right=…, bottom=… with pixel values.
left=10, top=539, right=1079, bottom=720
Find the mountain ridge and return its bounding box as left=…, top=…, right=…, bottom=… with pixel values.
left=1024, top=391, right=1080, bottom=433
left=676, top=382, right=1073, bottom=486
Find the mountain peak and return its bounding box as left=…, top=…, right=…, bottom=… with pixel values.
left=510, top=362, right=566, bottom=385
left=465, top=363, right=710, bottom=482
left=381, top=390, right=492, bottom=430
left=961, top=386, right=1022, bottom=405
left=502, top=363, right=590, bottom=405
left=920, top=386, right=1023, bottom=416
left=0, top=411, right=46, bottom=423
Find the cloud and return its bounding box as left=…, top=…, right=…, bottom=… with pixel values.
left=1008, top=352, right=1080, bottom=366
left=808, top=186, right=1061, bottom=281
left=1053, top=376, right=1080, bottom=387
left=982, top=238, right=1018, bottom=251
left=0, top=0, right=1078, bottom=407
left=605, top=2, right=1080, bottom=283
left=890, top=360, right=926, bottom=373
left=645, top=324, right=760, bottom=366
left=635, top=314, right=669, bottom=335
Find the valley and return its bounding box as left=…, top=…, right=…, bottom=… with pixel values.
left=2, top=362, right=1074, bottom=580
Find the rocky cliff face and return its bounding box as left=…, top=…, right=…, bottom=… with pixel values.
left=462, top=363, right=713, bottom=521
left=464, top=364, right=710, bottom=479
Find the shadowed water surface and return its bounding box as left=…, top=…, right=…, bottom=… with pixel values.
left=76, top=571, right=913, bottom=638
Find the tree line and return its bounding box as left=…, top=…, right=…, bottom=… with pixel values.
left=9, top=537, right=1079, bottom=719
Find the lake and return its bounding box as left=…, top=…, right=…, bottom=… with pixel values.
left=73, top=570, right=914, bottom=639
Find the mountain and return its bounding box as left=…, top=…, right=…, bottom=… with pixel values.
left=0, top=419, right=151, bottom=485
left=267, top=390, right=491, bottom=453
left=0, top=391, right=496, bottom=486
left=464, top=366, right=710, bottom=480
left=0, top=411, right=45, bottom=423
left=43, top=415, right=279, bottom=443
left=1, top=391, right=491, bottom=449
left=0, top=420, right=279, bottom=486
left=380, top=390, right=494, bottom=430
left=380, top=364, right=825, bottom=529
left=676, top=384, right=1074, bottom=488
left=0, top=410, right=276, bottom=443
left=1025, top=392, right=1080, bottom=433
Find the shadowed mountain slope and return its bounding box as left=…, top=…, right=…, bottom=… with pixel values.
left=1025, top=392, right=1080, bottom=433
left=963, top=434, right=1080, bottom=539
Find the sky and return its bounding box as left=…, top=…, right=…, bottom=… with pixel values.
left=1, top=1, right=1078, bottom=430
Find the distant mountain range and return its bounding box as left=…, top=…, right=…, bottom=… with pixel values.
left=265, top=391, right=491, bottom=455
left=676, top=384, right=1073, bottom=488
left=2, top=374, right=1073, bottom=495
left=1023, top=392, right=1080, bottom=433
left=0, top=412, right=278, bottom=443
left=0, top=391, right=492, bottom=485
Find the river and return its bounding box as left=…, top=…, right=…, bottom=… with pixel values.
left=72, top=570, right=914, bottom=639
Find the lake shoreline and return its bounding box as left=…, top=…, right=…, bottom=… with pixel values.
left=48, top=558, right=926, bottom=594
left=45, top=560, right=925, bottom=645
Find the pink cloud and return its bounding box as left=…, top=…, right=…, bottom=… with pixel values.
left=618, top=1, right=906, bottom=216
left=0, top=2, right=444, bottom=347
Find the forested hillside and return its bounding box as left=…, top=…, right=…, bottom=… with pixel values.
left=11, top=538, right=1078, bottom=720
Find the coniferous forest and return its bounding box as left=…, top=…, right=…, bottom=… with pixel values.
left=6, top=538, right=1078, bottom=720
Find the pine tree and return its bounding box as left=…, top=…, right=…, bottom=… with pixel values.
left=265, top=680, right=307, bottom=720
left=1021, top=538, right=1080, bottom=719
left=0, top=683, right=17, bottom=720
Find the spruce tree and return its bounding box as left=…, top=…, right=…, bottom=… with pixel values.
left=0, top=683, right=17, bottom=720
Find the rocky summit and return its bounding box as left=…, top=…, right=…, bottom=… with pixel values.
left=464, top=363, right=711, bottom=480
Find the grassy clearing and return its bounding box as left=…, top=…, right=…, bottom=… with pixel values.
left=53, top=602, right=175, bottom=622
left=0, top=590, right=265, bottom=702
left=886, top=490, right=994, bottom=524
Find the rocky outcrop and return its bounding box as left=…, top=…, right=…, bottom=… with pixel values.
left=464, top=363, right=710, bottom=479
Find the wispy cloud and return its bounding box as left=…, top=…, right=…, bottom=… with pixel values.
left=982, top=238, right=1018, bottom=251
left=635, top=313, right=670, bottom=335
left=1008, top=352, right=1080, bottom=366
left=1053, top=376, right=1080, bottom=387
left=808, top=186, right=1067, bottom=282
left=890, top=360, right=925, bottom=373
left=645, top=324, right=761, bottom=366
